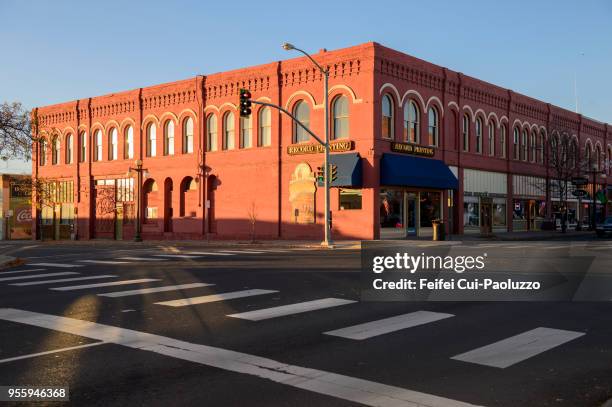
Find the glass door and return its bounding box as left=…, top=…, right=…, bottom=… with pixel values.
left=405, top=192, right=417, bottom=235
left=380, top=189, right=406, bottom=239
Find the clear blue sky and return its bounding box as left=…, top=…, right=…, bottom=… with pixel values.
left=1, top=0, right=611, bottom=172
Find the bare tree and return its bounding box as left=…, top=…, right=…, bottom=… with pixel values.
left=247, top=200, right=258, bottom=242
left=0, top=102, right=35, bottom=161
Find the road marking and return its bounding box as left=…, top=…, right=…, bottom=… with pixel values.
left=0, top=272, right=79, bottom=282
left=117, top=257, right=166, bottom=261
left=0, top=268, right=46, bottom=275
left=11, top=275, right=117, bottom=286
left=501, top=245, right=531, bottom=249
left=0, top=308, right=480, bottom=407
left=77, top=260, right=131, bottom=265
left=155, top=289, right=278, bottom=307
left=182, top=251, right=235, bottom=256
left=219, top=250, right=266, bottom=254
left=98, top=283, right=213, bottom=298
left=153, top=254, right=202, bottom=259
left=451, top=327, right=585, bottom=368
left=324, top=311, right=455, bottom=340
left=28, top=263, right=84, bottom=268
left=50, top=278, right=160, bottom=291
left=0, top=342, right=106, bottom=364
left=228, top=298, right=356, bottom=321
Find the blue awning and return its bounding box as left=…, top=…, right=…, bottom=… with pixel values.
left=330, top=153, right=362, bottom=187
left=380, top=153, right=458, bottom=189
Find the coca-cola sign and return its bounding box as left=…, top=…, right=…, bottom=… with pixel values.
left=16, top=209, right=32, bottom=223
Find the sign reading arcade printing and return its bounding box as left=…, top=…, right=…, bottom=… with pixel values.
left=287, top=140, right=353, bottom=155
left=390, top=142, right=435, bottom=157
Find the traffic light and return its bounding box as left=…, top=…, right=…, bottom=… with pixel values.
left=239, top=88, right=252, bottom=117
left=316, top=166, right=325, bottom=185
left=329, top=164, right=338, bottom=182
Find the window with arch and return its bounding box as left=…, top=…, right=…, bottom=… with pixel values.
left=66, top=134, right=73, bottom=164
left=258, top=107, right=271, bottom=147
left=179, top=176, right=198, bottom=217
left=521, top=129, right=528, bottom=161
left=124, top=126, right=134, bottom=159
left=293, top=101, right=310, bottom=143
left=94, top=129, right=103, bottom=161
left=500, top=125, right=507, bottom=158
left=403, top=101, right=419, bottom=143
left=146, top=123, right=156, bottom=157
left=538, top=132, right=545, bottom=163
left=39, top=138, right=47, bottom=166
left=462, top=114, right=470, bottom=152
left=109, top=128, right=118, bottom=160
left=595, top=145, right=602, bottom=171
left=183, top=117, right=194, bottom=154
left=206, top=114, right=218, bottom=152
left=332, top=95, right=349, bottom=139
left=569, top=139, right=578, bottom=169
left=513, top=128, right=520, bottom=160
left=51, top=136, right=60, bottom=165
left=475, top=118, right=483, bottom=154
left=488, top=122, right=495, bottom=156
left=164, top=120, right=174, bottom=156
left=550, top=135, right=559, bottom=166
left=530, top=131, right=536, bottom=162
left=427, top=107, right=438, bottom=147
left=79, top=131, right=87, bottom=162
left=608, top=147, right=612, bottom=175
left=240, top=115, right=252, bottom=148
left=223, top=111, right=235, bottom=150
left=381, top=94, right=394, bottom=140
left=584, top=144, right=592, bottom=168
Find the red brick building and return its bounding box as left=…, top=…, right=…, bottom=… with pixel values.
left=32, top=42, right=612, bottom=241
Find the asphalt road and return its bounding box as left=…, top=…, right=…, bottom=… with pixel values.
left=0, top=238, right=611, bottom=407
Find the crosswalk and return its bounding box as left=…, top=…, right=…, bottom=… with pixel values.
left=155, top=289, right=278, bottom=307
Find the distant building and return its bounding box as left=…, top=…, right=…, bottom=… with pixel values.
left=32, top=42, right=611, bottom=241
left=0, top=174, right=32, bottom=240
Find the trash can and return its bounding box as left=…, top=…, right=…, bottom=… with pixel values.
left=432, top=219, right=445, bottom=241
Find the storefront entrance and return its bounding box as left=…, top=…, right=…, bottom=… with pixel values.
left=379, top=189, right=440, bottom=239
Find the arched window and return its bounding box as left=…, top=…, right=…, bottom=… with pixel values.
left=521, top=129, right=528, bottom=161
left=39, top=138, right=47, bottom=166
left=462, top=114, right=470, bottom=151
left=404, top=101, right=419, bottom=143
left=183, top=117, right=194, bottom=154
left=595, top=145, right=602, bottom=171
left=258, top=107, right=271, bottom=146
left=66, top=134, right=73, bottom=164
left=293, top=101, right=310, bottom=143
left=475, top=118, right=482, bottom=154
left=179, top=176, right=197, bottom=217
left=332, top=96, right=349, bottom=139
left=108, top=128, right=118, bottom=160
left=500, top=125, right=507, bottom=158
left=530, top=131, right=536, bottom=162
left=381, top=95, right=394, bottom=139
left=608, top=147, right=612, bottom=175
left=427, top=107, right=438, bottom=147
left=164, top=120, right=174, bottom=156
left=223, top=111, right=235, bottom=150
left=538, top=132, right=545, bottom=163
left=124, top=126, right=134, bottom=159
left=51, top=136, right=60, bottom=165
left=488, top=122, right=495, bottom=156
left=550, top=134, right=559, bottom=166
left=146, top=123, right=156, bottom=157
left=584, top=143, right=592, bottom=168
left=240, top=115, right=252, bottom=148
left=206, top=114, right=217, bottom=152
left=513, top=128, right=520, bottom=160
left=94, top=129, right=103, bottom=161
left=79, top=131, right=87, bottom=162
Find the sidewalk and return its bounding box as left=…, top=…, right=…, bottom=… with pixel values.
left=0, top=255, right=22, bottom=269
left=454, top=230, right=594, bottom=241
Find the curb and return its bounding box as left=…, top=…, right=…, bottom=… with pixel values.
left=0, top=257, right=24, bottom=270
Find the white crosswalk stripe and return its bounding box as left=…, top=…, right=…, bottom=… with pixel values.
left=50, top=278, right=160, bottom=291
left=11, top=275, right=117, bottom=286
left=153, top=254, right=202, bottom=259
left=0, top=268, right=46, bottom=275
left=219, top=250, right=266, bottom=254
left=0, top=272, right=79, bottom=282
left=28, top=263, right=84, bottom=268
left=98, top=283, right=213, bottom=298
left=324, top=311, right=454, bottom=340
left=155, top=289, right=278, bottom=307
left=77, top=260, right=131, bottom=265
left=117, top=257, right=166, bottom=261
left=182, top=251, right=234, bottom=256
left=228, top=298, right=356, bottom=321
left=451, top=327, right=585, bottom=368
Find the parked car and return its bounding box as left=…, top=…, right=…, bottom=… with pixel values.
left=595, top=217, right=612, bottom=238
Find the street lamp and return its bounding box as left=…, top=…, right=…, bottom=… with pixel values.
left=127, top=159, right=147, bottom=242
left=283, top=42, right=333, bottom=247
